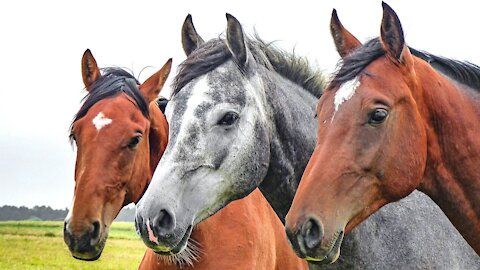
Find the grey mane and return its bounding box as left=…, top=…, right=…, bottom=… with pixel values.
left=172, top=35, right=325, bottom=98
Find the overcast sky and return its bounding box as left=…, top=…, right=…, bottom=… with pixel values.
left=0, top=0, right=478, bottom=209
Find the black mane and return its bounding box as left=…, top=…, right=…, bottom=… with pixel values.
left=70, top=68, right=149, bottom=134
left=172, top=36, right=325, bottom=98
left=330, top=38, right=384, bottom=87
left=409, top=48, right=480, bottom=90
left=330, top=38, right=480, bottom=91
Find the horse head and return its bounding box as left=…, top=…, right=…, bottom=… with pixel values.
left=135, top=14, right=273, bottom=254
left=64, top=50, right=171, bottom=260
left=286, top=3, right=427, bottom=263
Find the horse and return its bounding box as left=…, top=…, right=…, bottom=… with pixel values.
left=285, top=2, right=480, bottom=264
left=64, top=49, right=306, bottom=269
left=136, top=13, right=480, bottom=269
left=63, top=49, right=171, bottom=261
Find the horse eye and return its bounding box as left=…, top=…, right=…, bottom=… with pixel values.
left=127, top=135, right=142, bottom=149
left=369, top=108, right=389, bottom=125
left=217, top=112, right=239, bottom=126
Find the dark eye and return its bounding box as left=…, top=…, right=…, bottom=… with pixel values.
left=127, top=135, right=142, bottom=149
left=217, top=112, right=239, bottom=126
left=369, top=108, right=389, bottom=125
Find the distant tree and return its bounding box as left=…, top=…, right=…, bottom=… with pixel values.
left=0, top=205, right=68, bottom=221
left=0, top=204, right=136, bottom=222
left=115, top=204, right=136, bottom=222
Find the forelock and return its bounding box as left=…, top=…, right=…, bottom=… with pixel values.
left=172, top=39, right=231, bottom=97
left=330, top=38, right=384, bottom=89
left=70, top=68, right=149, bottom=139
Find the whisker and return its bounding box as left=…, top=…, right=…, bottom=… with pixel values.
left=156, top=237, right=204, bottom=268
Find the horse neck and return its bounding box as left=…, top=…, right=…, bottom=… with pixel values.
left=415, top=62, right=480, bottom=252
left=258, top=71, right=319, bottom=222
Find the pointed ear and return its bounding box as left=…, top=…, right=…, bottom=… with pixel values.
left=81, top=49, right=101, bottom=91
left=380, top=2, right=407, bottom=63
left=182, top=14, right=205, bottom=56
left=330, top=9, right=361, bottom=58
left=139, top=58, right=172, bottom=103
left=226, top=13, right=248, bottom=67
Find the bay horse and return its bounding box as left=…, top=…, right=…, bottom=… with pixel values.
left=136, top=14, right=479, bottom=269
left=64, top=50, right=306, bottom=269
left=286, top=2, right=480, bottom=263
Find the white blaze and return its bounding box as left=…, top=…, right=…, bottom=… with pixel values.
left=168, top=75, right=210, bottom=144
left=155, top=75, right=210, bottom=176
left=92, top=112, right=112, bottom=130
left=332, top=77, right=361, bottom=121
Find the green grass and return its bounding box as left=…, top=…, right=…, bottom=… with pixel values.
left=0, top=221, right=146, bottom=269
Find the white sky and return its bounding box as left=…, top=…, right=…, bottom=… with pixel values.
left=0, top=0, right=478, bottom=209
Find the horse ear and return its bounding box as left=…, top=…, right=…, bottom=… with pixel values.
left=139, top=58, right=172, bottom=103
left=330, top=9, right=361, bottom=58
left=226, top=13, right=248, bottom=67
left=182, top=14, right=205, bottom=56
left=380, top=2, right=407, bottom=63
left=81, top=49, right=101, bottom=91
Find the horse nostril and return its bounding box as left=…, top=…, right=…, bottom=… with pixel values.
left=154, top=209, right=175, bottom=237
left=91, top=221, right=101, bottom=240
left=301, top=217, right=323, bottom=250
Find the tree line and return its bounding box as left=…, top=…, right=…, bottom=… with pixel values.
left=0, top=205, right=135, bottom=222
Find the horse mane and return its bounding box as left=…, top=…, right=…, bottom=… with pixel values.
left=330, top=38, right=480, bottom=91
left=409, top=48, right=480, bottom=91
left=70, top=68, right=149, bottom=139
left=172, top=35, right=325, bottom=98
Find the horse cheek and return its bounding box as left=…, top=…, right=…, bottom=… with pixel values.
left=383, top=117, right=426, bottom=200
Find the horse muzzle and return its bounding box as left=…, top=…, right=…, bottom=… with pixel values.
left=135, top=207, right=193, bottom=255
left=285, top=215, right=344, bottom=264
left=63, top=219, right=106, bottom=261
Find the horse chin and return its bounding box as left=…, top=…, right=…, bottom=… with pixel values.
left=154, top=226, right=203, bottom=268
left=153, top=225, right=193, bottom=255
left=71, top=241, right=106, bottom=261
left=72, top=251, right=103, bottom=261
left=307, top=231, right=344, bottom=265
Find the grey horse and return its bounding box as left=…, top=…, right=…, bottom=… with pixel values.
left=136, top=14, right=479, bottom=269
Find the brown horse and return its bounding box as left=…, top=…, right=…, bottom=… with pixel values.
left=285, top=2, right=480, bottom=263
left=64, top=50, right=307, bottom=269
left=64, top=49, right=171, bottom=261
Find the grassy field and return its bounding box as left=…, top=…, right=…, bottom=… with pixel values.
left=0, top=221, right=146, bottom=269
